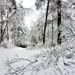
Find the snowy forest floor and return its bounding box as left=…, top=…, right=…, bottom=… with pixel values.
left=0, top=39, right=75, bottom=75
left=0, top=47, right=42, bottom=75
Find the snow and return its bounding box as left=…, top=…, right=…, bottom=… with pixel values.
left=0, top=39, right=75, bottom=75
left=0, top=47, right=41, bottom=75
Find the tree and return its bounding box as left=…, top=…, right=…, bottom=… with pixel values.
left=34, top=0, right=75, bottom=46
left=0, top=0, right=17, bottom=43
left=0, top=0, right=29, bottom=46
left=57, top=0, right=62, bottom=45
left=43, top=0, right=50, bottom=44
left=9, top=4, right=26, bottom=46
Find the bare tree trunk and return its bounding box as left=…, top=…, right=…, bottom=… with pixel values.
left=6, top=10, right=9, bottom=41
left=0, top=5, right=3, bottom=43
left=0, top=23, right=3, bottom=43
left=43, top=0, right=50, bottom=44
left=57, top=0, right=61, bottom=45
left=51, top=13, right=54, bottom=46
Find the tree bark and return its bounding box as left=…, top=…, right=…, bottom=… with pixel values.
left=0, top=5, right=4, bottom=43
left=6, top=9, right=9, bottom=41
left=43, top=0, right=50, bottom=44
left=57, top=0, right=61, bottom=45
left=51, top=13, right=54, bottom=46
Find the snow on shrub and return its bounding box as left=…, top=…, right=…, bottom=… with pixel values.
left=0, top=40, right=14, bottom=48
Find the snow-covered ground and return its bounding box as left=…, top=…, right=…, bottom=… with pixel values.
left=0, top=47, right=42, bottom=75
left=0, top=39, right=75, bottom=75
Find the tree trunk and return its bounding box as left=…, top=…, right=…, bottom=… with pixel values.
left=51, top=13, right=54, bottom=46
left=57, top=0, right=61, bottom=45
left=43, top=0, right=50, bottom=44
left=0, top=23, right=3, bottom=43
left=0, top=6, right=3, bottom=43
left=6, top=9, right=9, bottom=41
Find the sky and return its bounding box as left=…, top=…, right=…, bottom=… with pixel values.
left=16, top=0, right=36, bottom=8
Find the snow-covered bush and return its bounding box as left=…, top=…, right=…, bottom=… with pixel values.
left=1, top=41, right=8, bottom=48
left=0, top=40, right=14, bottom=48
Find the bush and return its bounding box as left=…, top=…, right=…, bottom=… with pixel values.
left=1, top=41, right=8, bottom=48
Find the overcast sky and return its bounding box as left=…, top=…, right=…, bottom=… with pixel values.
left=16, top=0, right=36, bottom=8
